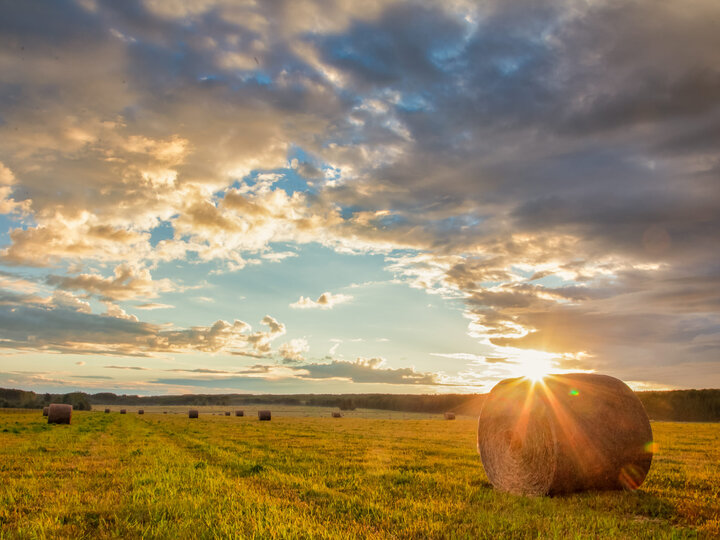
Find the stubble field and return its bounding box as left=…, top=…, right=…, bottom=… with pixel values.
left=0, top=407, right=718, bottom=539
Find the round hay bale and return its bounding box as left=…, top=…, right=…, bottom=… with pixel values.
left=47, top=404, right=72, bottom=424
left=138, top=409, right=144, bottom=415
left=477, top=373, right=653, bottom=496
left=189, top=409, right=199, bottom=419
left=331, top=412, right=342, bottom=418
left=42, top=407, right=49, bottom=416
left=444, top=412, right=456, bottom=420
left=224, top=411, right=231, bottom=416
left=235, top=410, right=244, bottom=417
left=120, top=409, right=127, bottom=414
left=258, top=410, right=271, bottom=421
left=104, top=408, right=110, bottom=413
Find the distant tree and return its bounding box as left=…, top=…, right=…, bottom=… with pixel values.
left=338, top=398, right=356, bottom=411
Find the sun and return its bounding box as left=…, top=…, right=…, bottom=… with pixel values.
left=511, top=349, right=556, bottom=383
left=524, top=361, right=552, bottom=383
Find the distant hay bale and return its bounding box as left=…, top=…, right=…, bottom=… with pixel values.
left=444, top=412, right=456, bottom=420
left=120, top=409, right=127, bottom=414
left=477, top=373, right=654, bottom=496
left=138, top=409, right=144, bottom=415
left=235, top=410, right=244, bottom=417
left=331, top=412, right=342, bottom=418
left=225, top=411, right=231, bottom=416
left=47, top=404, right=72, bottom=425
left=189, top=409, right=199, bottom=419
left=258, top=410, right=271, bottom=421
left=104, top=408, right=110, bottom=413
left=42, top=407, right=49, bottom=416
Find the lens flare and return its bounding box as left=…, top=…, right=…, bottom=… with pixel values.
left=644, top=441, right=659, bottom=453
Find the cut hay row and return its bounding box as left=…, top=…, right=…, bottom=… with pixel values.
left=477, top=373, right=653, bottom=496
left=444, top=412, right=456, bottom=420
left=47, top=404, right=72, bottom=424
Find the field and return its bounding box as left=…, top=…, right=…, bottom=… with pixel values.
left=0, top=408, right=718, bottom=539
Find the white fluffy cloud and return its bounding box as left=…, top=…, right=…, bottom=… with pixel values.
left=290, top=292, right=353, bottom=309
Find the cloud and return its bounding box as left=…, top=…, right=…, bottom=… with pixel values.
left=155, top=357, right=443, bottom=387
left=0, top=286, right=289, bottom=358
left=47, top=264, right=175, bottom=301
left=297, top=357, right=441, bottom=385
left=278, top=338, right=310, bottom=363
left=135, top=303, right=175, bottom=310
left=290, top=292, right=353, bottom=309
left=1, top=0, right=719, bottom=388
left=164, top=368, right=234, bottom=374
left=430, top=353, right=486, bottom=362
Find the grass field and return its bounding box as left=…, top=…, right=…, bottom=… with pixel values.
left=0, top=408, right=718, bottom=539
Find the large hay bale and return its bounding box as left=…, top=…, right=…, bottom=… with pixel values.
left=258, top=410, right=271, bottom=421
left=189, top=409, right=199, bottom=419
left=444, top=412, right=456, bottom=420
left=138, top=409, right=144, bottom=415
left=331, top=412, right=342, bottom=418
left=477, top=373, right=653, bottom=496
left=104, top=408, right=110, bottom=413
left=42, top=407, right=49, bottom=416
left=47, top=404, right=72, bottom=424
left=120, top=409, right=127, bottom=414
left=235, top=410, right=244, bottom=417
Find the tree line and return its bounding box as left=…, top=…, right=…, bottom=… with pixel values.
left=1, top=387, right=719, bottom=421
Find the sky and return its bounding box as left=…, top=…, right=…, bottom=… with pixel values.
left=0, top=0, right=719, bottom=396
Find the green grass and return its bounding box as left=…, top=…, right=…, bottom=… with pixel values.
left=0, top=409, right=718, bottom=539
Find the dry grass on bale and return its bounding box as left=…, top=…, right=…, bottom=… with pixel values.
left=258, top=410, right=271, bottom=421
left=42, top=407, right=49, bottom=417
left=189, top=410, right=199, bottom=419
left=331, top=412, right=342, bottom=418
left=235, top=410, right=244, bottom=417
left=444, top=412, right=456, bottom=420
left=47, top=404, right=72, bottom=425
left=477, top=373, right=654, bottom=496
